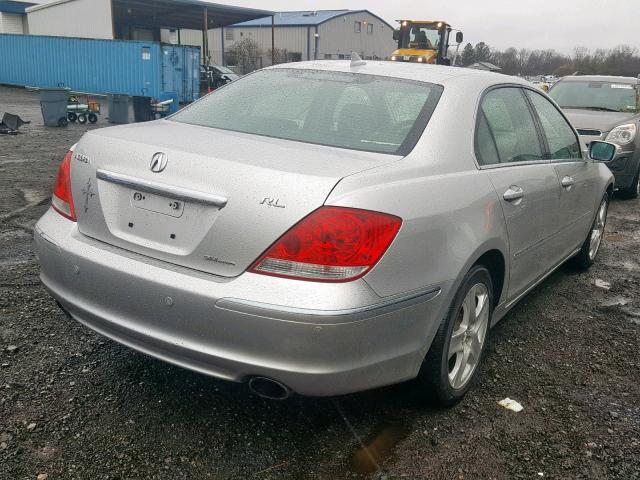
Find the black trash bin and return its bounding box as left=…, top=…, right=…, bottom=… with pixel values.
left=39, top=88, right=70, bottom=127
left=108, top=94, right=130, bottom=124
left=133, top=96, right=152, bottom=122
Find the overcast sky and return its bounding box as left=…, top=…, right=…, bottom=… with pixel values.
left=212, top=0, right=639, bottom=54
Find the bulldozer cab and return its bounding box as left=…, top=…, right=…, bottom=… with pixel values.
left=391, top=21, right=462, bottom=65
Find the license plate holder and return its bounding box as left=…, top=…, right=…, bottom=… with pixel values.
left=131, top=190, right=184, bottom=218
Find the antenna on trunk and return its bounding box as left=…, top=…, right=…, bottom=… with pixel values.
left=350, top=52, right=366, bottom=67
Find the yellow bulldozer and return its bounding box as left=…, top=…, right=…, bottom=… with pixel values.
left=391, top=20, right=463, bottom=65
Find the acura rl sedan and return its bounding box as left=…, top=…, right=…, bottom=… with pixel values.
left=35, top=60, right=615, bottom=405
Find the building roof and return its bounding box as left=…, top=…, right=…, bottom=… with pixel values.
left=0, top=0, right=35, bottom=14
left=229, top=9, right=394, bottom=29
left=469, top=62, right=502, bottom=72
left=26, top=0, right=273, bottom=30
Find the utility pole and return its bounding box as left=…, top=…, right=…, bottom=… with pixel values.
left=271, top=15, right=275, bottom=65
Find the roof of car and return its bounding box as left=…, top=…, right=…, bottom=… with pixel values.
left=269, top=60, right=526, bottom=88
left=558, top=75, right=639, bottom=84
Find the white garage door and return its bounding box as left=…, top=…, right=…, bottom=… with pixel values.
left=0, top=13, right=24, bottom=34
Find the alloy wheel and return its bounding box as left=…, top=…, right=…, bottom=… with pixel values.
left=447, top=283, right=490, bottom=390
left=588, top=199, right=608, bottom=260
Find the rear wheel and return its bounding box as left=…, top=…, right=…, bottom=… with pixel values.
left=617, top=170, right=639, bottom=199
left=67, top=112, right=77, bottom=122
left=419, top=265, right=493, bottom=406
left=77, top=114, right=87, bottom=124
left=88, top=113, right=98, bottom=124
left=57, top=117, right=68, bottom=127
left=570, top=194, right=609, bottom=269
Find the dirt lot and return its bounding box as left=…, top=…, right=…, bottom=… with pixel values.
left=1, top=85, right=639, bottom=480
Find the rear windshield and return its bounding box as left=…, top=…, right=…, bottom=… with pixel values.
left=171, top=68, right=442, bottom=155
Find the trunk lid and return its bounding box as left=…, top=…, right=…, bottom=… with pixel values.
left=70, top=120, right=399, bottom=277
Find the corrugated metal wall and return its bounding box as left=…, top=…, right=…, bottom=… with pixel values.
left=0, top=34, right=200, bottom=102
left=26, top=0, right=113, bottom=39
left=0, top=13, right=25, bottom=34
left=160, top=44, right=200, bottom=103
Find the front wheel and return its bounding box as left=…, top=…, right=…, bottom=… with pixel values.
left=418, top=265, right=493, bottom=406
left=570, top=193, right=609, bottom=269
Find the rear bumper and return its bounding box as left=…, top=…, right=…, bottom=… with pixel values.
left=35, top=208, right=448, bottom=396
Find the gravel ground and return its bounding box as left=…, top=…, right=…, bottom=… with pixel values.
left=1, top=85, right=639, bottom=480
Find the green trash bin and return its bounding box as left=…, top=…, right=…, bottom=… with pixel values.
left=108, top=94, right=130, bottom=124
left=39, top=87, right=70, bottom=127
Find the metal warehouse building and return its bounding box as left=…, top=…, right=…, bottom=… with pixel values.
left=162, top=10, right=398, bottom=66
left=22, top=0, right=271, bottom=42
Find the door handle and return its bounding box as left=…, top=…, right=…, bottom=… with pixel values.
left=503, top=186, right=524, bottom=202
left=561, top=176, right=575, bottom=188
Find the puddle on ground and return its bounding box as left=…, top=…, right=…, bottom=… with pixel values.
left=16, top=186, right=48, bottom=205
left=349, top=421, right=411, bottom=474
left=600, top=296, right=630, bottom=308
left=605, top=233, right=626, bottom=243
left=620, top=260, right=639, bottom=272
left=622, top=306, right=640, bottom=322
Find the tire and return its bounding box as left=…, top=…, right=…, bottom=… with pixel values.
left=67, top=112, right=77, bottom=122
left=88, top=113, right=98, bottom=124
left=617, top=170, right=639, bottom=200
left=418, top=265, right=494, bottom=406
left=77, top=114, right=87, bottom=125
left=57, top=117, right=68, bottom=127
left=570, top=193, right=609, bottom=269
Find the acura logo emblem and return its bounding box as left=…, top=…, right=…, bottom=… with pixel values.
left=150, top=152, right=168, bottom=173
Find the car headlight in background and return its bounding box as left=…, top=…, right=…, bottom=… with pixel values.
left=391, top=55, right=397, bottom=61
left=417, top=57, right=424, bottom=63
left=606, top=123, right=636, bottom=145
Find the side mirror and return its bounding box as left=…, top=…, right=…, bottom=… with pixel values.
left=456, top=31, right=463, bottom=44
left=392, top=29, right=400, bottom=41
left=589, top=141, right=617, bottom=162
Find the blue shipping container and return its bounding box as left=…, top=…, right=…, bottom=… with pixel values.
left=0, top=34, right=200, bottom=103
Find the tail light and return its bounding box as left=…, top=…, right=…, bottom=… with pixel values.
left=51, top=149, right=76, bottom=221
left=249, top=206, right=402, bottom=282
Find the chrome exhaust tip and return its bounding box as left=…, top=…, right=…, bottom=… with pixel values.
left=248, top=376, right=292, bottom=400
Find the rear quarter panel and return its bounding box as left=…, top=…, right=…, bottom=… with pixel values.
left=326, top=160, right=509, bottom=368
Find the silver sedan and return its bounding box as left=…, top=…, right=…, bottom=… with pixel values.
left=35, top=60, right=615, bottom=405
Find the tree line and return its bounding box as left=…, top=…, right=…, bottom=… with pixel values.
left=458, top=42, right=640, bottom=77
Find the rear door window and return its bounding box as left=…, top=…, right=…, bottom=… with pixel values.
left=475, top=87, right=544, bottom=166
left=525, top=90, right=582, bottom=161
